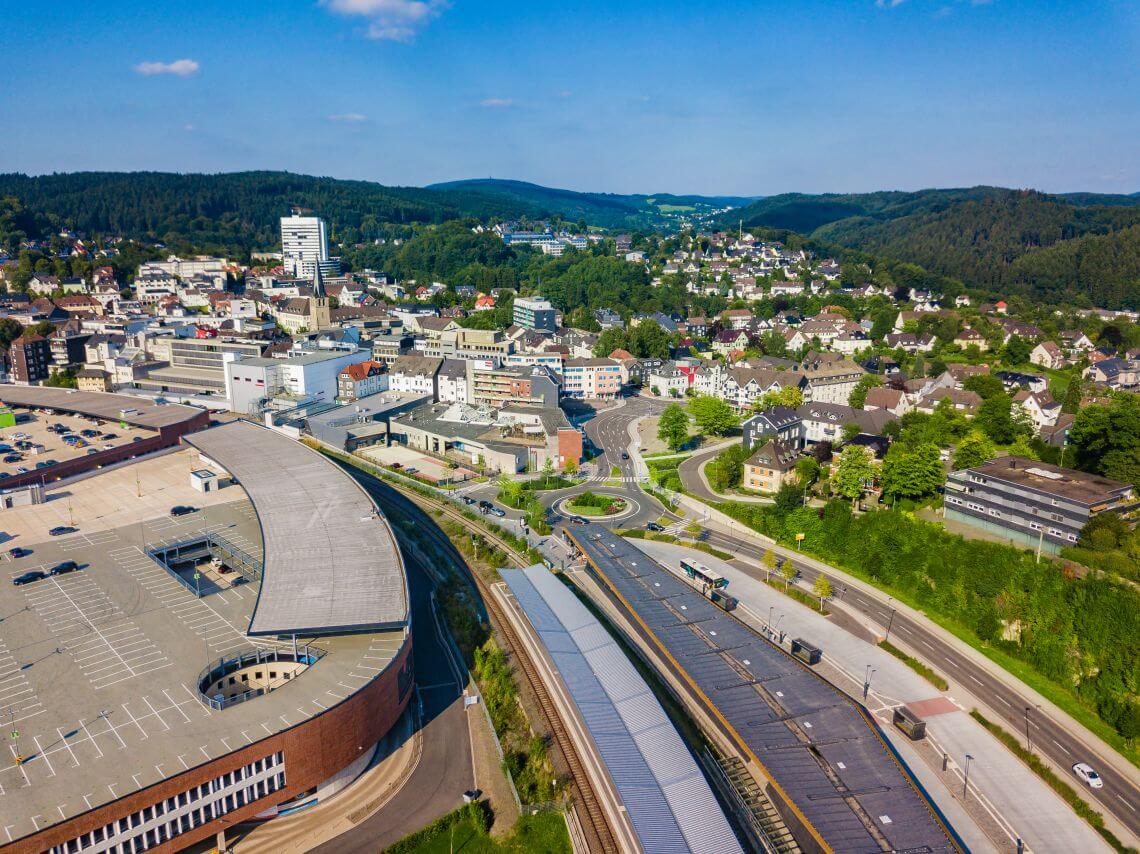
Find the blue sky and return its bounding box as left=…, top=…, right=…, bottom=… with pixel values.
left=1, top=0, right=1137, bottom=195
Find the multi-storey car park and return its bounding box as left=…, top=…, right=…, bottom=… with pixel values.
left=565, top=523, right=965, bottom=854
left=0, top=418, right=412, bottom=854
left=0, top=388, right=210, bottom=492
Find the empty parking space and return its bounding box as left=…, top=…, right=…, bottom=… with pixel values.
left=109, top=546, right=253, bottom=656
left=22, top=575, right=121, bottom=637
left=0, top=639, right=43, bottom=725
left=57, top=531, right=119, bottom=553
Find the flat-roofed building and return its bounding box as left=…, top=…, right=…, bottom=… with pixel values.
left=512, top=296, right=557, bottom=331
left=945, top=457, right=1135, bottom=554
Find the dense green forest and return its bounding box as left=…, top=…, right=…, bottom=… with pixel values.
left=0, top=171, right=550, bottom=257
left=722, top=188, right=1140, bottom=308
left=429, top=178, right=755, bottom=230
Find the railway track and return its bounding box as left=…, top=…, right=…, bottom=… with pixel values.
left=339, top=466, right=619, bottom=853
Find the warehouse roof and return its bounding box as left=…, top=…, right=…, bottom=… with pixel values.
left=185, top=421, right=408, bottom=635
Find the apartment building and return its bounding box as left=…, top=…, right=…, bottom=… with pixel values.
left=945, top=457, right=1135, bottom=554
left=562, top=358, right=623, bottom=399
left=743, top=439, right=799, bottom=493
left=9, top=334, right=52, bottom=384
left=466, top=363, right=560, bottom=408
left=512, top=296, right=557, bottom=332
left=280, top=213, right=329, bottom=279
left=135, top=336, right=264, bottom=397
left=802, top=355, right=865, bottom=404
left=337, top=360, right=389, bottom=402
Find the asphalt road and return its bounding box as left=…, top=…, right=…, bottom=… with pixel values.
left=695, top=523, right=1140, bottom=843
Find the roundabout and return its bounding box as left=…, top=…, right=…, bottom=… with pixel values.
left=555, top=490, right=640, bottom=523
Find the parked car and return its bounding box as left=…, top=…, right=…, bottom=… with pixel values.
left=48, top=526, right=77, bottom=536
left=12, top=570, right=46, bottom=586
left=478, top=499, right=493, bottom=509
left=489, top=507, right=506, bottom=518
left=170, top=505, right=196, bottom=517
left=80, top=429, right=99, bottom=438
left=49, top=560, right=79, bottom=576
left=4, top=454, right=22, bottom=463
left=8, top=547, right=31, bottom=558
left=1072, top=763, right=1103, bottom=789
left=15, top=467, right=28, bottom=474
left=646, top=521, right=664, bottom=532
left=462, top=496, right=477, bottom=505
left=404, top=467, right=418, bottom=475
left=621, top=452, right=630, bottom=460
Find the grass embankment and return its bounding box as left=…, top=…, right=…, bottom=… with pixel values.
left=758, top=574, right=831, bottom=616
left=878, top=640, right=948, bottom=690
left=616, top=528, right=732, bottom=561
left=969, top=711, right=1132, bottom=854
left=383, top=802, right=570, bottom=854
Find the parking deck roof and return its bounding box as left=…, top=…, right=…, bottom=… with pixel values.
left=0, top=387, right=204, bottom=431
left=184, top=421, right=408, bottom=636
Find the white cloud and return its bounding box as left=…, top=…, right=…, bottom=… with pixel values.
left=321, top=0, right=450, bottom=42
left=134, top=59, right=200, bottom=77
left=480, top=98, right=514, bottom=108
left=875, top=0, right=907, bottom=7
left=329, top=113, right=368, bottom=122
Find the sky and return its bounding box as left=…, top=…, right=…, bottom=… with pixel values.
left=1, top=0, right=1138, bottom=196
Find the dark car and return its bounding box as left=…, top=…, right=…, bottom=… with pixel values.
left=478, top=499, right=493, bottom=509
left=3, top=454, right=20, bottom=464
left=170, top=505, right=196, bottom=517
left=570, top=516, right=588, bottom=525
left=462, top=496, right=476, bottom=505
left=8, top=547, right=31, bottom=558
left=646, top=521, right=664, bottom=532
left=49, top=560, right=79, bottom=576
left=80, top=429, right=99, bottom=438
left=48, top=526, right=77, bottom=537
left=12, top=570, right=46, bottom=586
left=621, top=452, right=630, bottom=460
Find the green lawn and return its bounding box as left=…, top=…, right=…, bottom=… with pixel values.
left=384, top=807, right=570, bottom=854
left=566, top=500, right=625, bottom=516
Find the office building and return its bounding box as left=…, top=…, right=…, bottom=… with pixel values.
left=280, top=213, right=329, bottom=279
left=512, top=296, right=557, bottom=332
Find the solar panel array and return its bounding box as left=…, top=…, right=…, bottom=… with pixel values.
left=501, top=564, right=742, bottom=854
left=186, top=421, right=408, bottom=636
left=571, top=525, right=960, bottom=854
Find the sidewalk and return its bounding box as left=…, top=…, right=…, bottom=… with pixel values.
left=634, top=538, right=1110, bottom=854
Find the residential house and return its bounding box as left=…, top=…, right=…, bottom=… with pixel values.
left=388, top=354, right=443, bottom=398
left=953, top=328, right=989, bottom=351
left=862, top=386, right=910, bottom=417
left=797, top=402, right=896, bottom=445
left=1030, top=341, right=1066, bottom=370
left=76, top=367, right=114, bottom=392
left=916, top=387, right=982, bottom=416
left=337, top=360, right=389, bottom=402
left=742, top=407, right=801, bottom=450
left=743, top=439, right=799, bottom=493
left=8, top=334, right=51, bottom=384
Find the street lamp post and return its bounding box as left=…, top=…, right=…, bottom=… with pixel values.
left=767, top=605, right=774, bottom=633
left=963, top=753, right=974, bottom=798
left=1024, top=705, right=1041, bottom=752
left=884, top=597, right=896, bottom=643
left=863, top=665, right=876, bottom=701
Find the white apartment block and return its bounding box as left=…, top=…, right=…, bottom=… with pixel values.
left=280, top=214, right=329, bottom=278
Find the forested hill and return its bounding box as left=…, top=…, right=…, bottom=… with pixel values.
left=0, top=171, right=555, bottom=254
left=429, top=178, right=756, bottom=229
left=720, top=187, right=1140, bottom=308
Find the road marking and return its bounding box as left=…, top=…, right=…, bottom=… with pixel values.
left=1116, top=795, right=1136, bottom=812
left=1050, top=738, right=1070, bottom=756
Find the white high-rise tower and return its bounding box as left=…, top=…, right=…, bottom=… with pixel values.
left=280, top=212, right=329, bottom=279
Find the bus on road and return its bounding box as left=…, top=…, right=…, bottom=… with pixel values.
left=680, top=558, right=728, bottom=590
